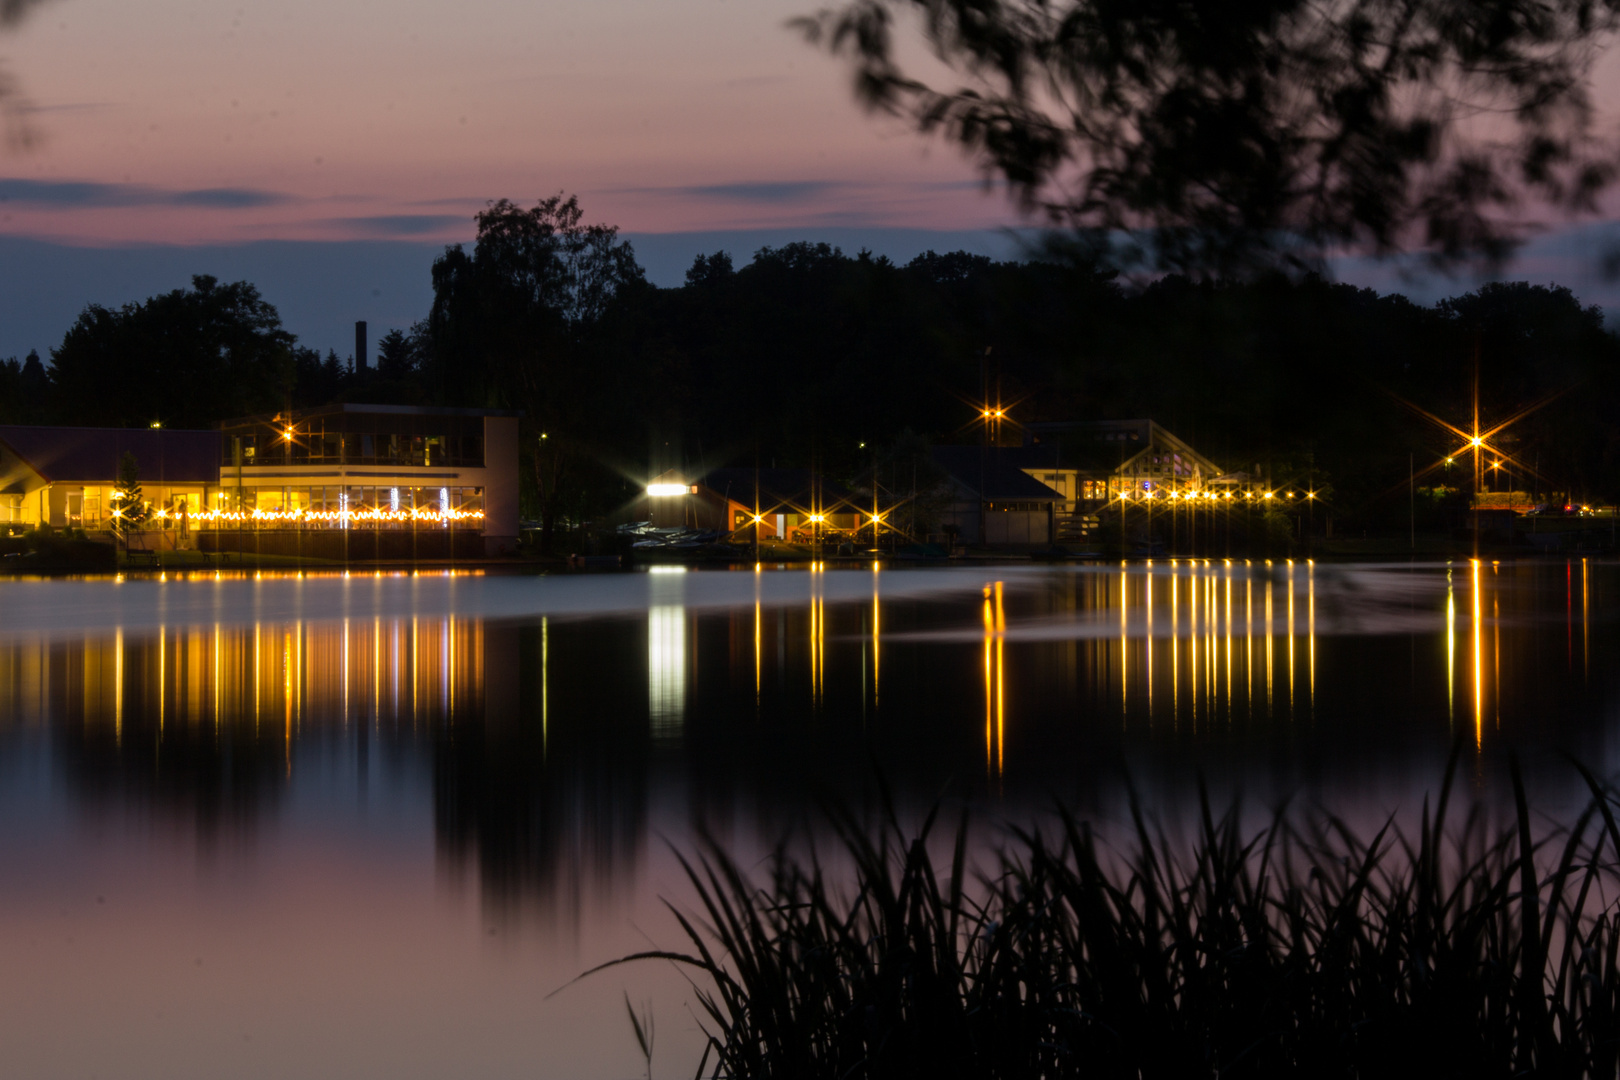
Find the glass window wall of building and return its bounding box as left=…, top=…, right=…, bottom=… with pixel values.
left=221, top=415, right=485, bottom=469
left=201, top=486, right=485, bottom=530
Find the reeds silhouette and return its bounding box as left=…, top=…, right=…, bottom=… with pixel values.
left=593, top=751, right=1620, bottom=1078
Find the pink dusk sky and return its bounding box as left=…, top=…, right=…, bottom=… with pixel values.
left=1, top=0, right=1618, bottom=360
left=0, top=0, right=1017, bottom=244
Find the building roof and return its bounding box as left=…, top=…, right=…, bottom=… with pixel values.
left=0, top=425, right=221, bottom=484
left=931, top=446, right=1064, bottom=501
left=1023, top=419, right=1223, bottom=477
left=698, top=468, right=854, bottom=509
left=220, top=402, right=523, bottom=428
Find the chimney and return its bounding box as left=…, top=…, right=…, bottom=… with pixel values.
left=355, top=321, right=368, bottom=370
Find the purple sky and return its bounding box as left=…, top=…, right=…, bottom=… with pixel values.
left=0, top=0, right=1617, bottom=359
left=0, top=0, right=1013, bottom=244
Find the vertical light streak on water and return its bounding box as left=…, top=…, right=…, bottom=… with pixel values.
left=1473, top=559, right=1484, bottom=750
left=872, top=562, right=881, bottom=707
left=1308, top=561, right=1316, bottom=715
left=754, top=598, right=762, bottom=702
left=1265, top=570, right=1274, bottom=713
left=1207, top=570, right=1217, bottom=709
left=113, top=628, right=123, bottom=746
left=811, top=563, right=825, bottom=704
left=1146, top=567, right=1154, bottom=719
left=808, top=568, right=817, bottom=703
left=1286, top=561, right=1296, bottom=719
left=1451, top=569, right=1464, bottom=731
left=411, top=617, right=420, bottom=727
left=1120, top=565, right=1129, bottom=723
left=541, top=616, right=549, bottom=758
left=1225, top=564, right=1233, bottom=719
left=648, top=570, right=688, bottom=737
left=983, top=587, right=994, bottom=781
left=995, top=633, right=1005, bottom=784
left=994, top=581, right=1006, bottom=777
left=373, top=616, right=382, bottom=731
left=1245, top=564, right=1253, bottom=715
left=820, top=563, right=828, bottom=701
left=1171, top=568, right=1179, bottom=723
left=1189, top=564, right=1198, bottom=725
left=441, top=617, right=451, bottom=719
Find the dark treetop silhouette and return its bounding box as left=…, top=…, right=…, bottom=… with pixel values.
left=797, top=0, right=1620, bottom=276
left=6, top=204, right=1620, bottom=546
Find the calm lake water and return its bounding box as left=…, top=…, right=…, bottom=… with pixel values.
left=0, top=559, right=1615, bottom=1079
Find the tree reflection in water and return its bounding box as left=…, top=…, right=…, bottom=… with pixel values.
left=433, top=623, right=649, bottom=925
left=2, top=560, right=1619, bottom=929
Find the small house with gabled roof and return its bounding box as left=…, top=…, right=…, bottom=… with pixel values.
left=0, top=425, right=220, bottom=534
left=930, top=445, right=1066, bottom=547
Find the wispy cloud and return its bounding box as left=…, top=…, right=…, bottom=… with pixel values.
left=610, top=181, right=845, bottom=204
left=680, top=181, right=841, bottom=203
left=17, top=101, right=116, bottom=115
left=720, top=74, right=790, bottom=88
left=404, top=196, right=488, bottom=209
left=0, top=178, right=291, bottom=208
left=331, top=214, right=469, bottom=236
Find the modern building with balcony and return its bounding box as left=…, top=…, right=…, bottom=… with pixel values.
left=206, top=403, right=521, bottom=558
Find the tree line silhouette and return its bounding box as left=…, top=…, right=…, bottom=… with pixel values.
left=2, top=196, right=1617, bottom=543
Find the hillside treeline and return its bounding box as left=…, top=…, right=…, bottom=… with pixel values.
left=2, top=198, right=1617, bottom=541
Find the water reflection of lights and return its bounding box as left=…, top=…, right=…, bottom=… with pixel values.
left=983, top=581, right=1006, bottom=783
left=647, top=569, right=687, bottom=736
left=0, top=618, right=485, bottom=740
left=871, top=562, right=881, bottom=707
left=810, top=563, right=826, bottom=704
left=1120, top=565, right=1129, bottom=721
left=1446, top=568, right=1456, bottom=725
left=1287, top=560, right=1296, bottom=715
left=1473, top=559, right=1484, bottom=749
left=1102, top=559, right=1322, bottom=732
left=541, top=615, right=550, bottom=755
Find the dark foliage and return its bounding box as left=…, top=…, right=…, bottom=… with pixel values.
left=47, top=275, right=295, bottom=429
left=0, top=0, right=50, bottom=150
left=424, top=194, right=650, bottom=550
left=796, top=0, right=1620, bottom=276
left=601, top=756, right=1620, bottom=1078
left=0, top=349, right=50, bottom=423
left=8, top=208, right=1619, bottom=538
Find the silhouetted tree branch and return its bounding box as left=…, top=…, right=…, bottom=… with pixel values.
left=795, top=0, right=1620, bottom=276
left=0, top=0, right=53, bottom=150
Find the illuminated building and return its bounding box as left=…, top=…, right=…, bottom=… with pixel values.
left=639, top=468, right=858, bottom=544
left=928, top=420, right=1265, bottom=550
left=211, top=403, right=521, bottom=557
left=931, top=446, right=1067, bottom=547
left=1017, top=419, right=1248, bottom=502
left=0, top=425, right=220, bottom=535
